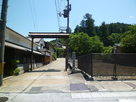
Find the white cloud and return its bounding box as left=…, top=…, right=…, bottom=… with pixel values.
left=129, top=16, right=136, bottom=19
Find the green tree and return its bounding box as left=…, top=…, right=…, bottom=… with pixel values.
left=50, top=38, right=66, bottom=45
left=74, top=13, right=96, bottom=37
left=120, top=25, right=136, bottom=53
left=69, top=33, right=90, bottom=55
left=107, top=23, right=130, bottom=34
left=74, top=25, right=81, bottom=33
left=122, top=30, right=131, bottom=38
left=89, top=36, right=104, bottom=53
left=55, top=47, right=66, bottom=58
left=73, top=13, right=131, bottom=47
left=121, top=34, right=136, bottom=53
left=103, top=47, right=113, bottom=53
left=69, top=32, right=103, bottom=56
left=98, top=22, right=109, bottom=46
left=129, top=25, right=136, bottom=34
left=107, top=33, right=121, bottom=46
left=121, top=25, right=136, bottom=38
left=50, top=39, right=56, bottom=45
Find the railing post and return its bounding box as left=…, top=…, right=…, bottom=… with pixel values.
left=90, top=53, right=94, bottom=80
left=113, top=53, right=118, bottom=80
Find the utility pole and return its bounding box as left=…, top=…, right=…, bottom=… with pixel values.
left=63, top=0, right=71, bottom=70
left=0, top=0, right=9, bottom=86
left=63, top=0, right=71, bottom=32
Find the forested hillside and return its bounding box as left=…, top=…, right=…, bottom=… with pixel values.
left=74, top=13, right=131, bottom=47
left=52, top=13, right=136, bottom=56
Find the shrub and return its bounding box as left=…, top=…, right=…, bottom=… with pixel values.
left=13, top=67, right=21, bottom=75
left=53, top=52, right=57, bottom=60
left=11, top=60, right=20, bottom=65
left=103, top=47, right=113, bottom=53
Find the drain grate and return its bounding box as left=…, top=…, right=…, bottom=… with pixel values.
left=70, top=83, right=89, bottom=91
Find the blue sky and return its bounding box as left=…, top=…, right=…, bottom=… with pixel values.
left=1, top=0, right=136, bottom=37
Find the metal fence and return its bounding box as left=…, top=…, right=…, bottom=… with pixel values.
left=78, top=53, right=136, bottom=80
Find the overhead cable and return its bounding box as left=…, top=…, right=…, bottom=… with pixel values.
left=29, top=0, right=37, bottom=31
left=32, top=0, right=38, bottom=31
left=55, top=0, right=61, bottom=31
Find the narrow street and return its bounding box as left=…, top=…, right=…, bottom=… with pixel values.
left=0, top=58, right=70, bottom=93
left=0, top=58, right=136, bottom=102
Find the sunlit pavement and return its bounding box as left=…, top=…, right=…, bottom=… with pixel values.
left=0, top=58, right=136, bottom=102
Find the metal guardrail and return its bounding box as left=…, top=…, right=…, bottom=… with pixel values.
left=78, top=53, right=136, bottom=80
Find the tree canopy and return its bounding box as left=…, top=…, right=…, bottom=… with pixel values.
left=50, top=13, right=135, bottom=55
left=120, top=25, right=136, bottom=53
left=74, top=13, right=96, bottom=37
left=74, top=13, right=131, bottom=47
left=69, top=32, right=103, bottom=56
left=121, top=34, right=136, bottom=53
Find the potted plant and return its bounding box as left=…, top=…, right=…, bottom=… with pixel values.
left=13, top=67, right=21, bottom=75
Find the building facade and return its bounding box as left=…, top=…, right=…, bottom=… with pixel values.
left=4, top=27, right=44, bottom=75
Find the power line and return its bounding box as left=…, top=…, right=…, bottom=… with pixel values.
left=55, top=0, right=67, bottom=32
left=32, top=0, right=39, bottom=31
left=60, top=0, right=65, bottom=12
left=57, top=0, right=63, bottom=13
left=29, top=0, right=37, bottom=31
left=55, top=0, right=61, bottom=31
left=57, top=0, right=60, bottom=12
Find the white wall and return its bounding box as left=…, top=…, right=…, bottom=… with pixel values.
left=5, top=27, right=38, bottom=50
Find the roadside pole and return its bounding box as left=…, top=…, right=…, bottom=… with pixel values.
left=64, top=0, right=71, bottom=70
left=0, top=0, right=9, bottom=86
left=72, top=52, right=76, bottom=73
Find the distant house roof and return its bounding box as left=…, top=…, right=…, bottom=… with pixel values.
left=62, top=46, right=66, bottom=49
left=54, top=42, right=63, bottom=45
left=114, top=43, right=121, bottom=47
left=54, top=42, right=63, bottom=47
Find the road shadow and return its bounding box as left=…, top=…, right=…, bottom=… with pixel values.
left=0, top=97, right=8, bottom=102
left=32, top=69, right=61, bottom=72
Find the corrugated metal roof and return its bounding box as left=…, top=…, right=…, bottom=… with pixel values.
left=5, top=42, right=43, bottom=55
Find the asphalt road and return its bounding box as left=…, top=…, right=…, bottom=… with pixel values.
left=0, top=58, right=136, bottom=102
